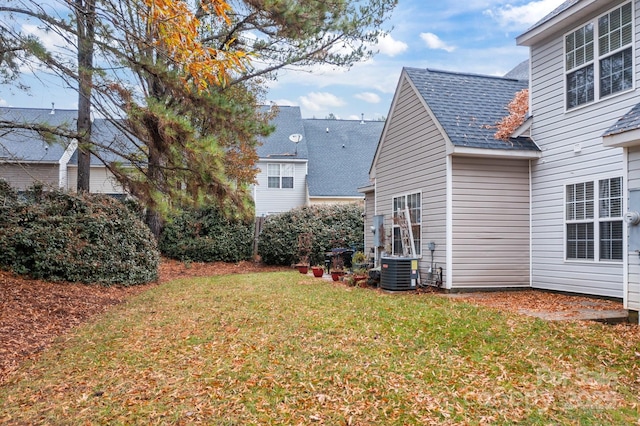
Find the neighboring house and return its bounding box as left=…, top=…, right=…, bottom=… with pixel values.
left=0, top=107, right=126, bottom=195
left=253, top=106, right=309, bottom=217
left=304, top=118, right=384, bottom=205
left=0, top=107, right=78, bottom=191
left=367, top=0, right=640, bottom=311
left=253, top=105, right=384, bottom=216
left=366, top=69, right=540, bottom=290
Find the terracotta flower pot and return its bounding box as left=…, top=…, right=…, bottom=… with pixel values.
left=296, top=265, right=309, bottom=274
left=331, top=271, right=345, bottom=281
left=311, top=267, right=324, bottom=277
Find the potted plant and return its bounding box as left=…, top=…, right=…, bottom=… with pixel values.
left=352, top=251, right=368, bottom=270
left=295, top=233, right=312, bottom=274
left=330, top=256, right=345, bottom=281
left=352, top=267, right=368, bottom=285
left=311, top=265, right=324, bottom=277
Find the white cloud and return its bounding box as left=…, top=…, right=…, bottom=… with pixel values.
left=298, top=92, right=345, bottom=112
left=374, top=34, right=408, bottom=57
left=485, top=0, right=566, bottom=28
left=354, top=92, right=381, bottom=104
left=0, top=98, right=8, bottom=107
left=420, top=32, right=456, bottom=52
left=22, top=24, right=73, bottom=54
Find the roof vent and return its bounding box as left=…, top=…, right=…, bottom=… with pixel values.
left=326, top=127, right=329, bottom=133
left=360, top=113, right=365, bottom=124
left=50, top=103, right=55, bottom=115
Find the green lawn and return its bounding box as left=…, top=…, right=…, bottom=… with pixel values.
left=1, top=271, right=639, bottom=425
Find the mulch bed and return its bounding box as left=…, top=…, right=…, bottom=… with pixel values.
left=0, top=259, right=288, bottom=385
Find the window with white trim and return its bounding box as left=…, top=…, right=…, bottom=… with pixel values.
left=267, top=163, right=294, bottom=189
left=565, top=177, right=622, bottom=261
left=565, top=2, right=633, bottom=109
left=392, top=192, right=421, bottom=255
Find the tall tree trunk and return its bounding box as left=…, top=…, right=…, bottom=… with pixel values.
left=145, top=148, right=163, bottom=238
left=76, top=0, right=95, bottom=193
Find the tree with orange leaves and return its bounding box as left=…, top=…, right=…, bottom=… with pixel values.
left=494, top=89, right=529, bottom=141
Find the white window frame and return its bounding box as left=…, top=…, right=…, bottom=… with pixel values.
left=564, top=176, right=623, bottom=263
left=267, top=163, right=294, bottom=189
left=391, top=191, right=422, bottom=256
left=564, top=1, right=634, bottom=111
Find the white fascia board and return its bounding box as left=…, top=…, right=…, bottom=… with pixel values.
left=449, top=146, right=542, bottom=159
left=512, top=116, right=532, bottom=138
left=258, top=157, right=308, bottom=163
left=516, top=0, right=599, bottom=46
left=358, top=184, right=375, bottom=194
left=602, top=128, right=640, bottom=148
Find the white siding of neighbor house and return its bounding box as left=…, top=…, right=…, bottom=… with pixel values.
left=451, top=157, right=531, bottom=288
left=373, top=77, right=447, bottom=283
left=66, top=166, right=125, bottom=194
left=0, top=163, right=60, bottom=190
left=627, top=147, right=640, bottom=310
left=253, top=160, right=308, bottom=216
left=527, top=2, right=640, bottom=298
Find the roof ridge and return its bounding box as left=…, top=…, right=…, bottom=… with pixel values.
left=404, top=67, right=522, bottom=82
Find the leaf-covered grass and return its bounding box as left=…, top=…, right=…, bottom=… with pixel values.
left=1, top=272, right=639, bottom=424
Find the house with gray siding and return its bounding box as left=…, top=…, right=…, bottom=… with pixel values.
left=367, top=68, right=540, bottom=290
left=517, top=0, right=634, bottom=303
left=369, top=0, right=640, bottom=311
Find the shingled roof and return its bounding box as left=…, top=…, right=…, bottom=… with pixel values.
left=0, top=107, right=77, bottom=162
left=404, top=68, right=539, bottom=152
left=526, top=0, right=581, bottom=32
left=304, top=119, right=383, bottom=197
left=603, top=103, right=640, bottom=137
left=256, top=106, right=308, bottom=160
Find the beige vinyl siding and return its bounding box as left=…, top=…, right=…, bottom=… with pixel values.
left=66, top=166, right=125, bottom=194
left=254, top=160, right=308, bottom=216
left=526, top=3, right=638, bottom=298
left=451, top=157, right=530, bottom=288
left=373, top=77, right=447, bottom=282
left=0, top=163, right=60, bottom=190
left=628, top=147, right=640, bottom=310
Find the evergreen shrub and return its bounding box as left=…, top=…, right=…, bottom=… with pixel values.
left=0, top=183, right=159, bottom=285
left=257, top=204, right=364, bottom=266
left=159, top=206, right=253, bottom=262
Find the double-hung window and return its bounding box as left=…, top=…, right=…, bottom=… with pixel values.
left=565, top=177, right=622, bottom=261
left=565, top=2, right=633, bottom=109
left=392, top=192, right=421, bottom=256
left=267, top=163, right=294, bottom=189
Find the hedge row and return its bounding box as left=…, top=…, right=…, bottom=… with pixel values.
left=0, top=183, right=159, bottom=286
left=257, top=204, right=364, bottom=266
left=159, top=206, right=253, bottom=263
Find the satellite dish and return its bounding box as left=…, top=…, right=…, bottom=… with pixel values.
left=289, top=134, right=303, bottom=155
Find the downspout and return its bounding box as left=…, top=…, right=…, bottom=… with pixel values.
left=529, top=159, right=533, bottom=288
left=623, top=147, right=629, bottom=310
left=445, top=154, right=453, bottom=290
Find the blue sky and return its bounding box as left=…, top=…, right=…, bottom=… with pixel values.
left=0, top=0, right=566, bottom=120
